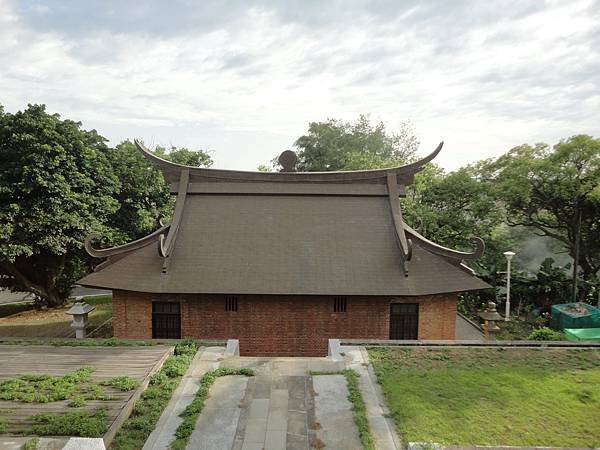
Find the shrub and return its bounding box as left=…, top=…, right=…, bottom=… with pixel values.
left=527, top=327, right=563, bottom=341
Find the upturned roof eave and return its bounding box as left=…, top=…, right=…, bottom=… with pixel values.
left=134, top=139, right=443, bottom=184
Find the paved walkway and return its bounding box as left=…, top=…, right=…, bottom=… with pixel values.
left=144, top=352, right=371, bottom=450
left=313, top=374, right=362, bottom=449
left=222, top=356, right=345, bottom=450
left=344, top=346, right=400, bottom=450
left=188, top=376, right=248, bottom=449
left=143, top=346, right=224, bottom=450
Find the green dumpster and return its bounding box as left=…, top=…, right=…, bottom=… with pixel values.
left=564, top=328, right=600, bottom=342
left=551, top=303, right=600, bottom=330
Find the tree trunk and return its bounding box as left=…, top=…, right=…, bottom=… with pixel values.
left=0, top=262, right=68, bottom=307
left=44, top=289, right=66, bottom=308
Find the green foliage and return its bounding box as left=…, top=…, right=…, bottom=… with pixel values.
left=527, top=327, right=564, bottom=341
left=0, top=417, right=6, bottom=434
left=101, top=376, right=138, bottom=391
left=171, top=367, right=255, bottom=450
left=22, top=438, right=39, bottom=450
left=173, top=339, right=200, bottom=356
left=404, top=163, right=510, bottom=272
left=0, top=104, right=120, bottom=306
left=369, top=347, right=600, bottom=447
left=31, top=408, right=107, bottom=437
left=103, top=140, right=172, bottom=243
left=488, top=135, right=600, bottom=281
left=0, top=104, right=214, bottom=307
left=0, top=366, right=97, bottom=403
left=111, top=341, right=200, bottom=450
left=292, top=115, right=418, bottom=171
left=154, top=145, right=213, bottom=167
left=68, top=396, right=86, bottom=408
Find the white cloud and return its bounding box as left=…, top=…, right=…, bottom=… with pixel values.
left=0, top=0, right=598, bottom=170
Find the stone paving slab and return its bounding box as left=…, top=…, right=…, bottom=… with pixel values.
left=142, top=347, right=224, bottom=450
left=313, top=375, right=362, bottom=450
left=187, top=375, right=248, bottom=450
left=343, top=345, right=400, bottom=450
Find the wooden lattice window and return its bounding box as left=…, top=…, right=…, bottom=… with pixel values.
left=333, top=296, right=347, bottom=313
left=389, top=303, right=418, bottom=339
left=225, top=295, right=238, bottom=312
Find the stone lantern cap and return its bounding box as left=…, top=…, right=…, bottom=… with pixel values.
left=66, top=302, right=95, bottom=316
left=478, top=301, right=503, bottom=322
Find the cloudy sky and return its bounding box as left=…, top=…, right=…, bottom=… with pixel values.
left=1, top=0, right=599, bottom=170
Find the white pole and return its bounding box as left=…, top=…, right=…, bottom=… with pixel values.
left=505, top=258, right=511, bottom=321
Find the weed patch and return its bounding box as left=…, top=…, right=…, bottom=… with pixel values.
left=102, top=376, right=139, bottom=391
left=22, top=437, right=39, bottom=450
left=0, top=366, right=108, bottom=403
left=0, top=417, right=6, bottom=434
left=170, top=367, right=255, bottom=450
left=111, top=341, right=200, bottom=450
left=31, top=408, right=108, bottom=437
left=310, top=370, right=375, bottom=450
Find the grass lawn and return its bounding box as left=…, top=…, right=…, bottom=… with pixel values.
left=0, top=296, right=112, bottom=338
left=368, top=347, right=600, bottom=447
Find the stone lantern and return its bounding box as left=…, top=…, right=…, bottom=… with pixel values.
left=478, top=301, right=503, bottom=340
left=66, top=302, right=95, bottom=339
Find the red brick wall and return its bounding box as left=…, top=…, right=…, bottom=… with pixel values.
left=112, top=291, right=457, bottom=355
left=112, top=290, right=152, bottom=339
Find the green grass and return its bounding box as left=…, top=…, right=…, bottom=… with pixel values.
left=0, top=417, right=6, bottom=434
left=170, top=367, right=255, bottom=450
left=110, top=341, right=201, bottom=450
left=368, top=347, right=600, bottom=447
left=81, top=295, right=113, bottom=305
left=31, top=408, right=108, bottom=437
left=310, top=370, right=375, bottom=450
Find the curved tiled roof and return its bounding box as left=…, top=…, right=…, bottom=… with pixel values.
left=79, top=141, right=490, bottom=295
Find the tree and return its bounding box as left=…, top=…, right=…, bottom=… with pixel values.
left=0, top=104, right=120, bottom=306
left=105, top=142, right=212, bottom=242
left=488, top=135, right=600, bottom=293
left=154, top=145, right=213, bottom=167
left=0, top=105, right=213, bottom=307
left=293, top=115, right=419, bottom=171
left=402, top=164, right=511, bottom=271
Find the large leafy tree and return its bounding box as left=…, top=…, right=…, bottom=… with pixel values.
left=403, top=164, right=510, bottom=271
left=105, top=142, right=213, bottom=243
left=488, top=135, right=600, bottom=284
left=0, top=104, right=120, bottom=306
left=293, top=115, right=419, bottom=171
left=0, top=105, right=213, bottom=307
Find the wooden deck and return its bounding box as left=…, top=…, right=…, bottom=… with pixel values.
left=0, top=345, right=172, bottom=438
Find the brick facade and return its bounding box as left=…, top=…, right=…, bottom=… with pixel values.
left=112, top=290, right=457, bottom=356
left=112, top=290, right=152, bottom=339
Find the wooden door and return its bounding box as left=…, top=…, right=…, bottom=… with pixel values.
left=152, top=302, right=181, bottom=339
left=389, top=303, right=418, bottom=339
